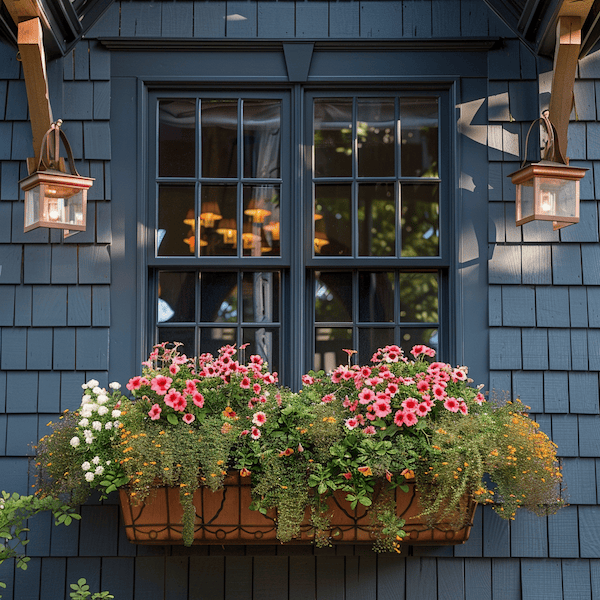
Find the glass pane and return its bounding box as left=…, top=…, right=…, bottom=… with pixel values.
left=243, top=100, right=281, bottom=179
left=157, top=184, right=195, bottom=256
left=201, top=99, right=237, bottom=178
left=358, top=272, right=394, bottom=322
left=400, top=327, right=438, bottom=358
left=357, top=99, right=395, bottom=177
left=401, top=184, right=439, bottom=256
left=358, top=328, right=394, bottom=364
left=358, top=183, right=396, bottom=256
left=315, top=272, right=352, bottom=323
left=399, top=272, right=438, bottom=323
left=242, top=272, right=280, bottom=323
left=157, top=327, right=195, bottom=358
left=158, top=272, right=195, bottom=323
left=314, top=99, right=352, bottom=177
left=400, top=98, right=438, bottom=178
left=243, top=185, right=280, bottom=256
left=315, top=184, right=352, bottom=256
left=201, top=185, right=237, bottom=256
left=314, top=328, right=353, bottom=372
left=242, top=327, right=280, bottom=375
left=159, top=99, right=196, bottom=177
left=200, top=327, right=236, bottom=356
left=200, top=272, right=238, bottom=322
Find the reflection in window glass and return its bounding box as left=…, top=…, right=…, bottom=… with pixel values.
left=401, top=327, right=438, bottom=357
left=401, top=184, right=439, bottom=256
left=357, top=99, right=395, bottom=177
left=315, top=272, right=352, bottom=323
left=158, top=327, right=195, bottom=358
left=399, top=273, right=438, bottom=323
left=242, top=272, right=279, bottom=323
left=315, top=185, right=352, bottom=256
left=243, top=327, right=280, bottom=374
left=400, top=98, right=438, bottom=178
left=200, top=272, right=237, bottom=322
left=200, top=185, right=237, bottom=256
left=358, top=272, right=394, bottom=322
left=243, top=185, right=280, bottom=256
left=158, top=272, right=195, bottom=323
left=157, top=185, right=195, bottom=256
left=314, top=99, right=352, bottom=177
left=358, top=328, right=394, bottom=364
left=159, top=99, right=196, bottom=177
left=358, top=183, right=395, bottom=256
left=243, top=100, right=281, bottom=179
left=315, top=327, right=352, bottom=372
left=200, top=327, right=236, bottom=357
left=201, top=100, right=237, bottom=178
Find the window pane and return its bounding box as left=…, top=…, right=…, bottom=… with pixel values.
left=315, top=272, right=352, bottom=322
left=243, top=185, right=280, bottom=256
left=200, top=184, right=237, bottom=256
left=314, top=99, right=352, bottom=177
left=158, top=272, right=195, bottom=323
left=158, top=327, right=195, bottom=358
left=157, top=184, right=195, bottom=256
left=200, top=272, right=238, bottom=322
left=400, top=327, right=438, bottom=357
left=159, top=99, right=195, bottom=177
left=242, top=327, right=279, bottom=374
left=358, top=327, right=394, bottom=364
left=315, top=327, right=352, bottom=372
left=243, top=100, right=281, bottom=179
left=357, top=99, right=395, bottom=177
left=399, top=273, right=438, bottom=323
left=358, top=272, right=394, bottom=322
left=358, top=183, right=396, bottom=256
left=400, top=98, right=438, bottom=178
left=242, top=272, right=280, bottom=323
left=315, top=184, right=352, bottom=256
left=401, top=184, right=439, bottom=256
left=200, top=327, right=236, bottom=356
left=201, top=100, right=237, bottom=178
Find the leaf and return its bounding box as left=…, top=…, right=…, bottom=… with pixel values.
left=318, top=483, right=327, bottom=495
left=399, top=485, right=409, bottom=493
left=358, top=497, right=372, bottom=507
left=167, top=413, right=179, bottom=426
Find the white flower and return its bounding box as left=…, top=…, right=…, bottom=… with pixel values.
left=92, top=456, right=101, bottom=465
left=83, top=429, right=93, bottom=438
left=85, top=437, right=94, bottom=444
left=97, top=406, right=109, bottom=416
left=104, top=422, right=113, bottom=430
left=70, top=436, right=80, bottom=448
left=113, top=421, right=120, bottom=428
left=87, top=379, right=99, bottom=388
left=109, top=382, right=121, bottom=390
left=81, top=383, right=89, bottom=390
left=85, top=472, right=95, bottom=482
left=106, top=460, right=111, bottom=465
left=81, top=461, right=91, bottom=471
left=97, top=394, right=108, bottom=405
left=92, top=386, right=102, bottom=394
left=80, top=408, right=92, bottom=419
left=79, top=418, right=89, bottom=427
left=92, top=421, right=102, bottom=431
left=95, top=466, right=104, bottom=476
left=111, top=410, right=121, bottom=418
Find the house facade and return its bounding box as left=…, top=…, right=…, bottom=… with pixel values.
left=0, top=1, right=599, bottom=597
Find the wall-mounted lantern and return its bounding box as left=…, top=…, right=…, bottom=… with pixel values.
left=509, top=112, right=587, bottom=230
left=21, top=120, right=93, bottom=236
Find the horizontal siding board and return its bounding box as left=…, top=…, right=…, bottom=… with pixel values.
left=68, top=286, right=92, bottom=326
left=437, top=558, right=464, bottom=600
left=589, top=329, right=600, bottom=371
left=1, top=327, right=26, bottom=369
left=79, top=246, right=110, bottom=284
left=0, top=202, right=11, bottom=243
left=189, top=556, right=224, bottom=600
left=544, top=372, right=569, bottom=413
left=226, top=555, right=253, bottom=600
left=568, top=122, right=587, bottom=159
left=488, top=81, right=510, bottom=122
left=161, top=1, right=194, bottom=37
left=120, top=0, right=162, bottom=36
left=6, top=371, right=37, bottom=412
left=552, top=245, right=583, bottom=285
left=589, top=287, right=600, bottom=326
left=501, top=286, right=535, bottom=326
left=560, top=201, right=599, bottom=242
left=289, top=555, right=316, bottom=600
left=51, top=246, right=78, bottom=284
left=569, top=286, right=589, bottom=327
left=521, top=559, right=562, bottom=600
left=569, top=372, right=599, bottom=414
left=193, top=1, right=226, bottom=37
left=225, top=1, right=258, bottom=37
left=483, top=505, right=510, bottom=557
left=101, top=558, right=134, bottom=600
left=537, top=287, right=570, bottom=327
left=76, top=328, right=109, bottom=370
left=12, top=202, right=50, bottom=243
left=562, top=458, right=597, bottom=504
left=53, top=328, right=76, bottom=370
left=405, top=557, right=436, bottom=600
left=74, top=41, right=90, bottom=80
left=79, top=505, right=119, bottom=557
left=548, top=329, right=572, bottom=370
left=581, top=507, right=600, bottom=558
left=489, top=371, right=511, bottom=398
left=1, top=162, right=20, bottom=201
left=254, top=556, right=289, bottom=600
left=37, top=372, right=60, bottom=412
left=0, top=285, right=15, bottom=325
left=462, top=0, right=490, bottom=36
left=89, top=41, right=111, bottom=80
left=14, top=556, right=41, bottom=599
left=0, top=456, right=29, bottom=493
left=0, top=244, right=22, bottom=283
left=27, top=328, right=53, bottom=370
left=579, top=416, right=600, bottom=457
left=402, top=0, right=432, bottom=38
left=32, top=286, right=67, bottom=326
left=6, top=414, right=37, bottom=455
left=23, top=245, right=51, bottom=284
left=489, top=328, right=521, bottom=370
left=63, top=82, right=93, bottom=120
left=96, top=202, right=112, bottom=243
left=512, top=371, right=543, bottom=412
left=296, top=2, right=328, bottom=38
left=489, top=285, right=502, bottom=326
left=360, top=1, right=402, bottom=38
left=0, top=371, right=5, bottom=412
left=489, top=245, right=521, bottom=284
left=93, top=81, right=111, bottom=121
left=563, top=559, right=592, bottom=600
left=11, top=121, right=33, bottom=160
left=84, top=122, right=112, bottom=160
left=522, top=219, right=560, bottom=242
left=492, top=558, right=521, bottom=600
left=465, top=558, right=491, bottom=600
left=92, top=286, right=110, bottom=326
left=488, top=202, right=504, bottom=243
left=60, top=371, right=85, bottom=411
left=570, top=329, right=589, bottom=371
left=508, top=80, right=538, bottom=121
left=5, top=80, right=28, bottom=121
left=455, top=507, right=483, bottom=557
left=551, top=415, right=579, bottom=456
left=258, top=1, right=294, bottom=38
left=522, top=329, right=548, bottom=370
left=488, top=162, right=502, bottom=201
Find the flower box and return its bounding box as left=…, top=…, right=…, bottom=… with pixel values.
left=119, top=473, right=477, bottom=546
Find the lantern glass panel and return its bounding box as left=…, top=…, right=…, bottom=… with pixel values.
left=24, top=187, right=40, bottom=228
left=537, top=177, right=577, bottom=219
left=519, top=179, right=535, bottom=220
left=42, top=185, right=85, bottom=227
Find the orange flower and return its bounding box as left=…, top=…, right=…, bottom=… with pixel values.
left=240, top=468, right=251, bottom=477
left=401, top=469, right=415, bottom=479
left=358, top=466, right=373, bottom=476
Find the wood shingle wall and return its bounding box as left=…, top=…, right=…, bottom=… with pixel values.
left=0, top=1, right=598, bottom=597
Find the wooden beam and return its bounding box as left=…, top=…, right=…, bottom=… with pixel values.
left=17, top=17, right=52, bottom=172
left=4, top=0, right=50, bottom=28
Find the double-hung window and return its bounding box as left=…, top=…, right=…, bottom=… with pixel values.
left=149, top=89, right=449, bottom=388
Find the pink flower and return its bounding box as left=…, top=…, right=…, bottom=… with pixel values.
left=253, top=383, right=262, bottom=394
left=360, top=367, right=372, bottom=378
left=363, top=425, right=376, bottom=435
left=263, top=373, right=276, bottom=384
left=410, top=345, right=425, bottom=357
left=252, top=411, right=267, bottom=426
left=475, top=392, right=485, bottom=405
left=182, top=413, right=195, bottom=424
left=148, top=404, right=162, bottom=420
left=127, top=376, right=146, bottom=391
left=342, top=472, right=352, bottom=480
left=322, top=394, right=335, bottom=403
left=403, top=412, right=418, bottom=427
left=402, top=397, right=419, bottom=412
left=459, top=402, right=468, bottom=415
left=185, top=380, right=197, bottom=395
left=433, top=384, right=447, bottom=400
left=302, top=374, right=315, bottom=385
left=394, top=410, right=405, bottom=426
left=452, top=368, right=467, bottom=382
left=345, top=417, right=359, bottom=430
left=169, top=364, right=180, bottom=375
left=151, top=375, right=172, bottom=396
left=240, top=376, right=251, bottom=389
left=373, top=399, right=391, bottom=418
left=416, top=403, right=430, bottom=417
left=444, top=398, right=459, bottom=412
left=386, top=383, right=399, bottom=396
left=192, top=392, right=204, bottom=408
left=417, top=380, right=429, bottom=392
left=358, top=388, right=376, bottom=404
left=250, top=355, right=263, bottom=366
left=251, top=426, right=261, bottom=440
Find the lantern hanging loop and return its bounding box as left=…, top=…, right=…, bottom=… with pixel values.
left=521, top=110, right=566, bottom=168
left=37, top=119, right=81, bottom=176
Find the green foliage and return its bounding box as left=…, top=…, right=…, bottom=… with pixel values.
left=70, top=578, right=113, bottom=600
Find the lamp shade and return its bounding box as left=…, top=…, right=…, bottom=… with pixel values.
left=509, top=160, right=587, bottom=230
left=21, top=169, right=93, bottom=235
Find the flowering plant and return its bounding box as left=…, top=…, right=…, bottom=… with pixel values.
left=35, top=342, right=564, bottom=550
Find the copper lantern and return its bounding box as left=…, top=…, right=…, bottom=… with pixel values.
left=20, top=120, right=93, bottom=237
left=509, top=112, right=587, bottom=230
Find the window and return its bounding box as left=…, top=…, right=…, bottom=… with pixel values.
left=149, top=89, right=449, bottom=387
